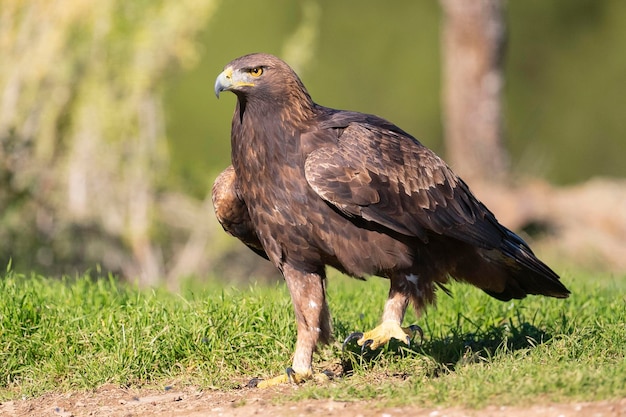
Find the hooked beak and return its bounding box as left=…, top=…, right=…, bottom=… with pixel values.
left=214, top=67, right=232, bottom=98
left=214, top=67, right=255, bottom=98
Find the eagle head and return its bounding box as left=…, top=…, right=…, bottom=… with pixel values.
left=214, top=53, right=313, bottom=109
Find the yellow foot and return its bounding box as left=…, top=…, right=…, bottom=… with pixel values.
left=248, top=368, right=332, bottom=388
left=343, top=321, right=423, bottom=351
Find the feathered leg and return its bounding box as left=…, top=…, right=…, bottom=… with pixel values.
left=253, top=264, right=332, bottom=388
left=344, top=274, right=422, bottom=351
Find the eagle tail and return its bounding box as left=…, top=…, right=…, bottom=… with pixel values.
left=478, top=229, right=570, bottom=301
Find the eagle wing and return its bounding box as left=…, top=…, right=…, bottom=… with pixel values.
left=304, top=117, right=509, bottom=249
left=212, top=165, right=269, bottom=260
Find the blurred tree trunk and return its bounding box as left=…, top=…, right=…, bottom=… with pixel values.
left=440, top=0, right=508, bottom=183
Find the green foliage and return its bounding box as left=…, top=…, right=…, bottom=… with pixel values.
left=1, top=271, right=624, bottom=407
left=506, top=0, right=626, bottom=182
left=0, top=0, right=219, bottom=280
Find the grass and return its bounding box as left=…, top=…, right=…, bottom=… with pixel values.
left=1, top=269, right=624, bottom=408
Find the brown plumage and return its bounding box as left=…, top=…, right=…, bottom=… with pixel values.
left=212, top=53, right=569, bottom=386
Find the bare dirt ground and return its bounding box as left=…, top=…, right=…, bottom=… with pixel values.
left=1, top=385, right=625, bottom=417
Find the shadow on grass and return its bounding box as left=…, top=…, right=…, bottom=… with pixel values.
left=340, top=315, right=553, bottom=377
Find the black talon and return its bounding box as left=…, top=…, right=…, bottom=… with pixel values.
left=286, top=367, right=296, bottom=383
left=409, top=324, right=424, bottom=343
left=342, top=331, right=364, bottom=352
left=360, top=338, right=374, bottom=354
left=247, top=377, right=262, bottom=388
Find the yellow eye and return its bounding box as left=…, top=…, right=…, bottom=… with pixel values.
left=249, top=67, right=263, bottom=77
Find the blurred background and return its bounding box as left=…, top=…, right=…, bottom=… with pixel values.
left=1, top=0, right=625, bottom=286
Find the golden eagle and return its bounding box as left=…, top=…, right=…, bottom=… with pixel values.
left=212, top=53, right=569, bottom=388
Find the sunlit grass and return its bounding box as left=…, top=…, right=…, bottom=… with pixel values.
left=1, top=270, right=624, bottom=407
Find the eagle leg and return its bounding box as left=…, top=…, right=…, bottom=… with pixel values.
left=251, top=264, right=332, bottom=388
left=345, top=275, right=423, bottom=351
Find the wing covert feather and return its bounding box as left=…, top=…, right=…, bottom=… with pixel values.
left=305, top=122, right=504, bottom=247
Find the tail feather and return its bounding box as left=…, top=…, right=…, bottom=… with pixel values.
left=482, top=230, right=570, bottom=301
